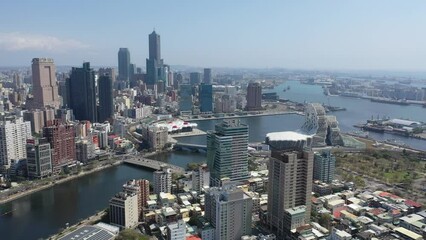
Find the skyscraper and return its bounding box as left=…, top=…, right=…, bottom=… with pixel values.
left=313, top=150, right=336, bottom=183
left=267, top=150, right=313, bottom=238
left=31, top=58, right=61, bottom=109
left=153, top=167, right=172, bottom=194
left=67, top=62, right=97, bottom=122
left=43, top=121, right=76, bottom=172
left=149, top=31, right=161, bottom=60
left=118, top=48, right=131, bottom=83
left=190, top=72, right=202, bottom=85
left=146, top=31, right=164, bottom=87
left=98, top=75, right=114, bottom=123
left=246, top=82, right=262, bottom=111
left=98, top=67, right=116, bottom=83
left=207, top=119, right=250, bottom=187
left=0, top=117, right=32, bottom=171
left=204, top=186, right=253, bottom=240
left=199, top=84, right=213, bottom=113
left=179, top=84, right=193, bottom=114
left=203, top=68, right=212, bottom=84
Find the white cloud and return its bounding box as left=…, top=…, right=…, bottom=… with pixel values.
left=0, top=32, right=89, bottom=52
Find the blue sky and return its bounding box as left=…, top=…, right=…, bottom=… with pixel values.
left=1, top=1, right=426, bottom=71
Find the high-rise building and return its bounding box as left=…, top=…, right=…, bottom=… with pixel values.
left=31, top=58, right=61, bottom=109
left=179, top=84, right=193, bottom=114
left=313, top=150, right=336, bottom=183
left=118, top=48, right=131, bottom=83
left=149, top=31, right=161, bottom=61
left=246, top=82, right=262, bottom=111
left=109, top=192, right=139, bottom=228
left=153, top=167, right=172, bottom=194
left=98, top=75, right=114, bottom=123
left=221, top=94, right=236, bottom=113
left=43, top=121, right=76, bottom=172
left=75, top=139, right=94, bottom=163
left=205, top=186, right=253, bottom=240
left=23, top=109, right=45, bottom=134
left=190, top=72, right=202, bottom=85
left=56, top=108, right=74, bottom=123
left=267, top=150, right=313, bottom=238
left=129, top=63, right=136, bottom=81
left=166, top=220, right=186, bottom=240
left=146, top=31, right=164, bottom=87
left=0, top=117, right=32, bottom=171
left=67, top=62, right=97, bottom=122
left=141, top=125, right=168, bottom=151
left=44, top=108, right=55, bottom=126
left=207, top=119, right=250, bottom=187
left=199, top=84, right=213, bottom=113
left=13, top=73, right=21, bottom=90
left=203, top=68, right=212, bottom=84
left=192, top=163, right=210, bottom=193
left=26, top=138, right=52, bottom=179
left=123, top=179, right=150, bottom=220
left=98, top=67, right=116, bottom=84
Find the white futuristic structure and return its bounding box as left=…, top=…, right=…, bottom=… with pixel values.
left=302, top=103, right=343, bottom=147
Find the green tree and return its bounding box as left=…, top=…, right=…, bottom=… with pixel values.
left=115, top=229, right=150, bottom=240
left=187, top=162, right=200, bottom=171
left=318, top=214, right=332, bottom=230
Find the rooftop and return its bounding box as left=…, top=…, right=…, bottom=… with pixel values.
left=58, top=226, right=115, bottom=240
left=387, top=118, right=421, bottom=126
left=266, top=131, right=312, bottom=141
left=285, top=205, right=306, bottom=215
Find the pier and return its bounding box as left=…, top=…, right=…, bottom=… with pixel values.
left=123, top=157, right=185, bottom=173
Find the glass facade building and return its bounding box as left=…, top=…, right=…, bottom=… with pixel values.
left=207, top=119, right=249, bottom=187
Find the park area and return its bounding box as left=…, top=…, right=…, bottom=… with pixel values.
left=334, top=149, right=426, bottom=203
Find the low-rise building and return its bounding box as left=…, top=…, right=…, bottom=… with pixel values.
left=166, top=219, right=186, bottom=240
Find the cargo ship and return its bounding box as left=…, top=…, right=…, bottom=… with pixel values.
left=362, top=125, right=385, bottom=133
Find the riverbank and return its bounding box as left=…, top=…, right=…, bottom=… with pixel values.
left=47, top=210, right=107, bottom=240
left=343, top=133, right=423, bottom=154
left=0, top=161, right=121, bottom=205
left=182, top=110, right=303, bottom=121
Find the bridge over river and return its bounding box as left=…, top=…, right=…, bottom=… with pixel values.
left=173, top=142, right=207, bottom=151
left=123, top=156, right=185, bottom=173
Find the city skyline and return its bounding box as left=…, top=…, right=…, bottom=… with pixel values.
left=1, top=1, right=426, bottom=71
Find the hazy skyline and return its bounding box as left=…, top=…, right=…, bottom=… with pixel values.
left=1, top=1, right=426, bottom=71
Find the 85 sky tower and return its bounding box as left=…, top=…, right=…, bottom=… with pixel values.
left=146, top=31, right=165, bottom=87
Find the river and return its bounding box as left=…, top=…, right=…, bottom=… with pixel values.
left=2, top=80, right=426, bottom=239
left=0, top=152, right=206, bottom=240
